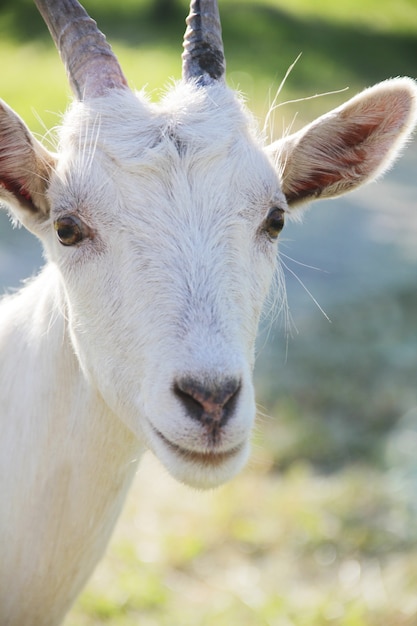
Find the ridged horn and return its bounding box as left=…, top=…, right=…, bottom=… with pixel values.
left=34, top=0, right=128, bottom=100
left=182, top=0, right=225, bottom=84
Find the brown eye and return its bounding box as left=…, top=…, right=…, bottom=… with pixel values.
left=54, top=215, right=87, bottom=246
left=264, top=206, right=285, bottom=240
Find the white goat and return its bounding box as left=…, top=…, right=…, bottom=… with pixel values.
left=0, top=0, right=416, bottom=623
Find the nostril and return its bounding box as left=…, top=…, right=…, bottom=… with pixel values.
left=173, top=376, right=241, bottom=425
left=174, top=385, right=205, bottom=422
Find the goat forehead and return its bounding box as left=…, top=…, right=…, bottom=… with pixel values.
left=60, top=82, right=266, bottom=163
left=53, top=85, right=281, bottom=223
left=53, top=144, right=276, bottom=223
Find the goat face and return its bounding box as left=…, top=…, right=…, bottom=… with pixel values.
left=38, top=85, right=284, bottom=488
left=1, top=0, right=416, bottom=489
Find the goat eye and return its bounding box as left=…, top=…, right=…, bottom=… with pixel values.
left=54, top=216, right=86, bottom=246
left=264, top=206, right=285, bottom=239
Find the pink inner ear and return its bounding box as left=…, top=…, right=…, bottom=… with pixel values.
left=0, top=177, right=32, bottom=203
left=337, top=119, right=383, bottom=149
left=287, top=117, right=393, bottom=205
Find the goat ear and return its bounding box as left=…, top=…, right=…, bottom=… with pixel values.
left=267, top=78, right=417, bottom=207
left=0, top=100, right=55, bottom=228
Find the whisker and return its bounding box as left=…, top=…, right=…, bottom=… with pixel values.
left=256, top=253, right=298, bottom=367
left=32, top=108, right=61, bottom=152
left=276, top=86, right=349, bottom=110
left=280, top=250, right=329, bottom=274
left=281, top=257, right=331, bottom=323
left=264, top=53, right=303, bottom=140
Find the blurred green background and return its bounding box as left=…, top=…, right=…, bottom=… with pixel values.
left=1, top=1, right=417, bottom=624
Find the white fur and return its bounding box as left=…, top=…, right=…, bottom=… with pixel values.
left=0, top=47, right=416, bottom=626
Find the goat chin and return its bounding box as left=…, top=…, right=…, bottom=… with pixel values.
left=135, top=406, right=253, bottom=489
left=148, top=429, right=251, bottom=490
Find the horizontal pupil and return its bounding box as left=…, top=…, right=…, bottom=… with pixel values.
left=58, top=225, right=76, bottom=238
left=54, top=217, right=84, bottom=246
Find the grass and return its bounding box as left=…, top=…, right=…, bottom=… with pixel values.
left=1, top=1, right=417, bottom=624
left=64, top=453, right=417, bottom=626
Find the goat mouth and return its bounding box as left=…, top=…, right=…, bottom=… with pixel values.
left=153, top=428, right=243, bottom=467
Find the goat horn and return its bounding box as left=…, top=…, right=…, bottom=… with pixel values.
left=182, top=0, right=225, bottom=84
left=34, top=0, right=128, bottom=100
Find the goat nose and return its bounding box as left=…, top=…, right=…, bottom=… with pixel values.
left=173, top=376, right=241, bottom=426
